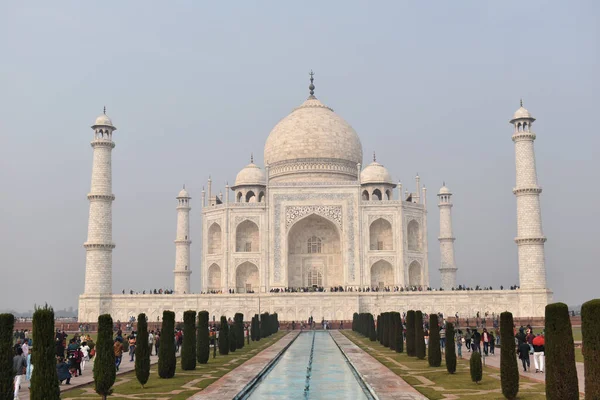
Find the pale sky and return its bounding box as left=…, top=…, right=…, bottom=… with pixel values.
left=1, top=1, right=598, bottom=312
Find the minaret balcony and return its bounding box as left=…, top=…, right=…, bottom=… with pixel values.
left=514, top=236, right=547, bottom=244
left=90, top=140, right=115, bottom=149
left=83, top=242, right=116, bottom=249
left=87, top=194, right=115, bottom=201
left=512, top=187, right=542, bottom=195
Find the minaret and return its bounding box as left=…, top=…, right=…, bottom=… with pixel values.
left=438, top=183, right=457, bottom=290
left=414, top=173, right=421, bottom=203
left=174, top=186, right=192, bottom=294
left=510, top=101, right=547, bottom=290
left=84, top=109, right=116, bottom=295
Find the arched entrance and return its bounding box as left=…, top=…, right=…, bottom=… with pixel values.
left=236, top=262, right=259, bottom=293
left=287, top=214, right=341, bottom=288
left=370, top=260, right=394, bottom=288
left=408, top=261, right=422, bottom=286
left=207, top=263, right=221, bottom=291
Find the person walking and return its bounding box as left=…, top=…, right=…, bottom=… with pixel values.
left=456, top=329, right=463, bottom=358
left=128, top=333, right=136, bottom=362
left=489, top=331, right=495, bottom=355
left=80, top=341, right=90, bottom=373
left=114, top=338, right=123, bottom=371
left=148, top=331, right=154, bottom=356
left=532, top=333, right=545, bottom=373
left=472, top=329, right=481, bottom=353
left=482, top=328, right=490, bottom=356
left=518, top=340, right=531, bottom=372
left=439, top=326, right=446, bottom=353
left=465, top=328, right=472, bottom=352
left=13, top=347, right=27, bottom=398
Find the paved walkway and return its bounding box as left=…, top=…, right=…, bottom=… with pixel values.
left=15, top=350, right=168, bottom=400
left=330, top=331, right=427, bottom=400
left=460, top=347, right=586, bottom=393
left=189, top=331, right=299, bottom=399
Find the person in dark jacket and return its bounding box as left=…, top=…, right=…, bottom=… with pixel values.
left=517, top=340, right=531, bottom=372
left=56, top=356, right=71, bottom=384
left=472, top=329, right=482, bottom=353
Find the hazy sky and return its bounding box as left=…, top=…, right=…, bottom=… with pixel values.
left=1, top=1, right=598, bottom=312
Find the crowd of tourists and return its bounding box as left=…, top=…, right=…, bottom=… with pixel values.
left=121, top=288, right=174, bottom=295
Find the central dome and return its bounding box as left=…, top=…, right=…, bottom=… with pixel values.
left=264, top=96, right=363, bottom=182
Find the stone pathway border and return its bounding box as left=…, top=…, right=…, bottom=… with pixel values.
left=330, top=331, right=428, bottom=400
left=189, top=331, right=299, bottom=399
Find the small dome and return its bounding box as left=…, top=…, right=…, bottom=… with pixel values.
left=92, top=113, right=114, bottom=128
left=234, top=162, right=266, bottom=187
left=438, top=184, right=451, bottom=195
left=361, top=161, right=393, bottom=185
left=510, top=104, right=535, bottom=123
left=177, top=187, right=190, bottom=198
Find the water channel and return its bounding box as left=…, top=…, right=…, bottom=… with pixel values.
left=245, top=331, right=372, bottom=399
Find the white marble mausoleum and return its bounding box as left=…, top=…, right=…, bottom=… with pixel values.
left=78, top=78, right=552, bottom=322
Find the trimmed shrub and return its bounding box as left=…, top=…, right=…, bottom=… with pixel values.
left=197, top=311, right=210, bottom=364
left=369, top=314, right=377, bottom=341
left=158, top=311, right=176, bottom=379
left=377, top=315, right=382, bottom=343
left=545, top=303, right=578, bottom=400
left=181, top=310, right=196, bottom=370
left=470, top=351, right=482, bottom=384
left=415, top=311, right=426, bottom=360
left=382, top=313, right=390, bottom=347
left=0, top=313, right=15, bottom=400
left=393, top=312, right=403, bottom=353
left=235, top=313, right=245, bottom=349
left=582, top=298, right=600, bottom=400
left=94, top=314, right=116, bottom=399
left=428, top=314, right=441, bottom=367
left=390, top=312, right=397, bottom=351
left=219, top=316, right=229, bottom=355
left=445, top=322, right=456, bottom=374
left=30, top=305, right=60, bottom=400
left=352, top=313, right=358, bottom=331
left=254, top=314, right=261, bottom=341
left=135, top=313, right=150, bottom=388
left=406, top=310, right=416, bottom=356
left=500, top=311, right=519, bottom=399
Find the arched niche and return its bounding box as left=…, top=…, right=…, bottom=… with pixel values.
left=369, top=218, right=393, bottom=251
left=370, top=260, right=393, bottom=288
left=236, top=220, right=259, bottom=252
left=208, top=223, right=222, bottom=254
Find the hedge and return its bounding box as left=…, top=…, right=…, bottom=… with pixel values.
left=545, top=303, right=578, bottom=400
left=181, top=310, right=197, bottom=370
left=428, top=314, right=441, bottom=367
left=415, top=311, right=426, bottom=360
left=197, top=311, right=210, bottom=364
left=219, top=316, right=229, bottom=355
left=0, top=313, right=14, bottom=400
left=94, top=314, right=116, bottom=399
left=158, top=311, right=176, bottom=379
left=406, top=310, right=415, bottom=356
left=135, top=313, right=150, bottom=387
left=581, top=298, right=600, bottom=400
left=445, top=322, right=456, bottom=373
left=500, top=311, right=519, bottom=399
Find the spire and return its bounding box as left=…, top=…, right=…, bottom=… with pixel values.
left=103, top=106, right=106, bottom=115
left=183, top=184, right=185, bottom=189
left=443, top=181, right=445, bottom=187
left=373, top=151, right=376, bottom=162
left=520, top=98, right=523, bottom=107
left=309, top=70, right=315, bottom=98
left=250, top=153, right=254, bottom=164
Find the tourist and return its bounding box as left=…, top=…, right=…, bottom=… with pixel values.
left=21, top=340, right=29, bottom=358
left=26, top=348, right=33, bottom=387
left=526, top=327, right=535, bottom=354
left=517, top=340, right=531, bottom=372
left=472, top=329, right=481, bottom=353
left=114, top=338, right=123, bottom=371
left=80, top=341, right=90, bottom=373
left=489, top=331, right=495, bottom=355
left=67, top=338, right=82, bottom=377
left=456, top=329, right=463, bottom=358
left=56, top=356, right=72, bottom=385
left=482, top=328, right=490, bottom=355
left=154, top=331, right=160, bottom=355
left=439, top=326, right=446, bottom=352
left=148, top=331, right=154, bottom=355
left=128, top=333, right=136, bottom=362
left=465, top=328, right=472, bottom=352
left=532, top=333, right=545, bottom=373
left=13, top=347, right=27, bottom=397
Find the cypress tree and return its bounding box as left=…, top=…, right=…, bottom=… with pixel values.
left=158, top=311, right=176, bottom=379
left=219, top=316, right=229, bottom=355
left=445, top=322, right=456, bottom=374
left=390, top=312, right=397, bottom=350
left=470, top=351, right=482, bottom=384
left=545, top=303, right=579, bottom=400
left=197, top=311, right=210, bottom=364
left=94, top=314, right=116, bottom=400
left=229, top=321, right=237, bottom=353
left=381, top=313, right=389, bottom=347
left=254, top=314, right=261, bottom=341
left=377, top=315, right=382, bottom=343
left=135, top=313, right=150, bottom=388
left=582, top=299, right=600, bottom=400
left=30, top=305, right=60, bottom=400
left=415, top=311, right=426, bottom=360
left=235, top=313, right=245, bottom=349
left=0, top=313, right=15, bottom=400
left=369, top=314, right=377, bottom=341
left=428, top=314, right=442, bottom=367
left=352, top=313, right=358, bottom=331
left=500, top=311, right=519, bottom=399
left=250, top=316, right=255, bottom=341
left=181, top=310, right=196, bottom=370
left=406, top=310, right=416, bottom=356
left=394, top=313, right=403, bottom=353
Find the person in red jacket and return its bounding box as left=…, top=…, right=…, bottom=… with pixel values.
left=532, top=334, right=545, bottom=373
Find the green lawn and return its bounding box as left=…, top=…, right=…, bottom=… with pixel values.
left=62, top=331, right=286, bottom=400
left=342, top=330, right=582, bottom=400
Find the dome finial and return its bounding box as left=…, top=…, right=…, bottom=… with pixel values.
left=103, top=106, right=106, bottom=115
left=309, top=70, right=315, bottom=98
left=183, top=184, right=185, bottom=189
left=373, top=151, right=376, bottom=162
left=520, top=98, right=523, bottom=107
left=250, top=153, right=254, bottom=164
left=443, top=181, right=445, bottom=186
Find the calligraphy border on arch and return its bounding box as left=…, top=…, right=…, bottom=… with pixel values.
left=273, top=193, right=355, bottom=283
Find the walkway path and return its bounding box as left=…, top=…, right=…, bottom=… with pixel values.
left=330, top=331, right=427, bottom=400
left=188, top=331, right=299, bottom=399
left=16, top=350, right=168, bottom=400
left=460, top=347, right=586, bottom=393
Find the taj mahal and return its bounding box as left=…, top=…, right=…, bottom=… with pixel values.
left=78, top=75, right=552, bottom=322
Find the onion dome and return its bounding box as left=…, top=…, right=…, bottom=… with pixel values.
left=177, top=186, right=190, bottom=198
left=510, top=100, right=536, bottom=123
left=233, top=158, right=266, bottom=187
left=92, top=107, right=116, bottom=129
left=361, top=154, right=393, bottom=185
left=438, top=183, right=451, bottom=195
